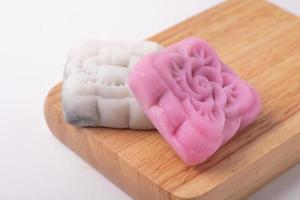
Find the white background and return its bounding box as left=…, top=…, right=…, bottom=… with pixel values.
left=0, top=0, right=299, bottom=199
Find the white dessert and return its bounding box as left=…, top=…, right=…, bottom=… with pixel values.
left=62, top=40, right=161, bottom=129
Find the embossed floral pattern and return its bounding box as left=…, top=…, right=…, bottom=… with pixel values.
left=129, top=38, right=261, bottom=165
left=63, top=40, right=161, bottom=129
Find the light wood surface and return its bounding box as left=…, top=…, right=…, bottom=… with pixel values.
left=44, top=0, right=300, bottom=199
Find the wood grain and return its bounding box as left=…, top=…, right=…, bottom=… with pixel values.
left=44, top=0, right=300, bottom=199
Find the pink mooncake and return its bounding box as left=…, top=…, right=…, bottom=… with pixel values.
left=128, top=38, right=261, bottom=165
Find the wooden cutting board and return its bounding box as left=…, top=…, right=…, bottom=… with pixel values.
left=44, top=0, right=300, bottom=199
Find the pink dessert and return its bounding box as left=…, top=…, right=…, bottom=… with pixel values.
left=128, top=38, right=261, bottom=165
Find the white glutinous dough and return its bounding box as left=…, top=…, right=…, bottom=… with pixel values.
left=62, top=40, right=161, bottom=129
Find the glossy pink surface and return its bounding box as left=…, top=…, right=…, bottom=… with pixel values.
left=128, top=38, right=261, bottom=165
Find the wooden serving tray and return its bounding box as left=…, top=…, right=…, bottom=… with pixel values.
left=44, top=0, right=300, bottom=199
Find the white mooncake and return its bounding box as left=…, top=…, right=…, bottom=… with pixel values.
left=62, top=40, right=161, bottom=129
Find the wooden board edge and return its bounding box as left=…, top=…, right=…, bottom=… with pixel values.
left=44, top=83, right=300, bottom=200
